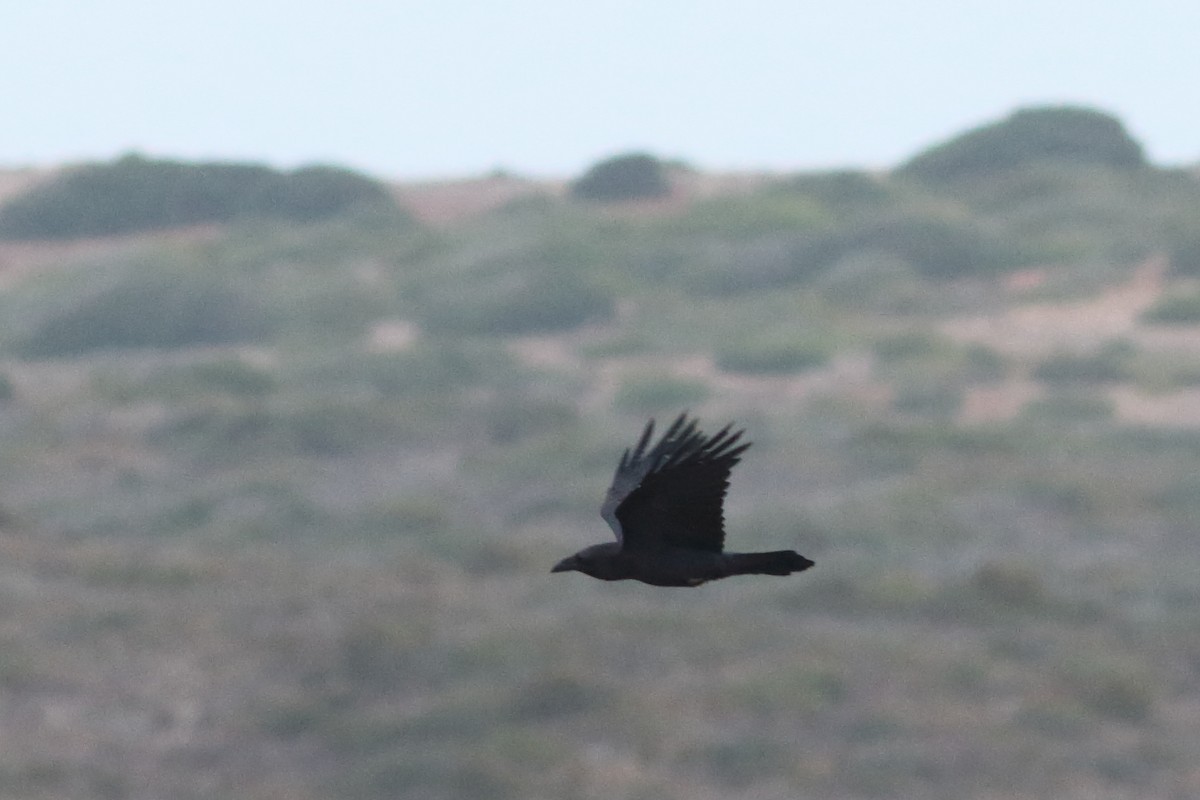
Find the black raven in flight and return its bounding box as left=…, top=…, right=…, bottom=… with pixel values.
left=552, top=413, right=814, bottom=586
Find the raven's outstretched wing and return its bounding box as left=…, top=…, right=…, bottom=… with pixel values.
left=600, top=414, right=684, bottom=545
left=600, top=413, right=749, bottom=553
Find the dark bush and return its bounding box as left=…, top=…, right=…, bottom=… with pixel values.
left=258, top=165, right=393, bottom=222
left=680, top=208, right=1027, bottom=285
left=680, top=234, right=833, bottom=295
left=1021, top=390, right=1115, bottom=423
left=18, top=271, right=270, bottom=357
left=1167, top=228, right=1200, bottom=276
left=416, top=259, right=614, bottom=335
left=1033, top=342, right=1135, bottom=384
left=147, top=359, right=278, bottom=399
left=0, top=153, right=393, bottom=239
left=973, top=560, right=1046, bottom=607
left=873, top=330, right=953, bottom=363
left=513, top=673, right=611, bottom=720
left=963, top=343, right=1009, bottom=382
left=818, top=251, right=925, bottom=310
left=571, top=152, right=670, bottom=202
left=715, top=333, right=830, bottom=375
left=154, top=396, right=401, bottom=460
left=1141, top=289, right=1200, bottom=324
left=679, top=736, right=791, bottom=788
left=891, top=380, right=964, bottom=419
left=613, top=374, right=709, bottom=414
left=783, top=169, right=897, bottom=213
left=900, top=105, right=1146, bottom=182
left=1067, top=661, right=1157, bottom=722
left=825, top=213, right=1025, bottom=278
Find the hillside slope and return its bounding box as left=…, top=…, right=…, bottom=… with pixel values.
left=1, top=135, right=1200, bottom=797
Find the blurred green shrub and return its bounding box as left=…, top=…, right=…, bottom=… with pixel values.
left=613, top=373, right=709, bottom=414
left=187, top=359, right=277, bottom=395
left=1141, top=288, right=1200, bottom=324
left=873, top=329, right=954, bottom=363
left=672, top=192, right=827, bottom=238
left=483, top=398, right=577, bottom=443
left=890, top=380, right=964, bottom=420
left=694, top=211, right=1031, bottom=285
left=1020, top=390, right=1115, bottom=423
left=782, top=169, right=897, bottom=213
left=818, top=251, right=926, bottom=311
left=141, top=358, right=278, bottom=400
left=360, top=497, right=449, bottom=538
left=1065, top=659, right=1157, bottom=722
left=338, top=617, right=431, bottom=690
left=1033, top=341, right=1136, bottom=384
left=1167, top=228, right=1200, bottom=276
left=875, top=333, right=1006, bottom=383
left=0, top=153, right=394, bottom=238
left=259, top=165, right=394, bottom=223
left=962, top=343, right=1009, bottom=382
left=18, top=271, right=270, bottom=357
left=677, top=233, right=833, bottom=294
left=900, top=105, right=1146, bottom=182
left=972, top=560, right=1046, bottom=607
left=678, top=736, right=791, bottom=788
left=571, top=152, right=670, bottom=201
left=346, top=345, right=492, bottom=397
left=1132, top=351, right=1200, bottom=391
left=512, top=672, right=612, bottom=720
left=155, top=396, right=402, bottom=460
left=714, top=332, right=830, bottom=375
left=836, top=213, right=1025, bottom=278
left=416, top=260, right=614, bottom=335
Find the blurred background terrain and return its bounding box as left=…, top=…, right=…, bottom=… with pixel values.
left=1, top=105, right=1199, bottom=798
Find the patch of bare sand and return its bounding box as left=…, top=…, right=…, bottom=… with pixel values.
left=942, top=256, right=1200, bottom=425
left=1109, top=386, right=1200, bottom=427
left=367, top=319, right=419, bottom=352
left=0, top=225, right=223, bottom=286
left=940, top=256, right=1167, bottom=357
left=957, top=379, right=1042, bottom=425
left=390, top=169, right=779, bottom=227
left=507, top=338, right=573, bottom=372
left=392, top=175, right=560, bottom=226
left=0, top=167, right=56, bottom=205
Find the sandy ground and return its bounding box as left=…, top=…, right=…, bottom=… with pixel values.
left=389, top=168, right=774, bottom=226
left=0, top=167, right=53, bottom=205
left=391, top=175, right=560, bottom=225
left=943, top=255, right=1200, bottom=426
left=940, top=256, right=1169, bottom=357
left=0, top=225, right=223, bottom=287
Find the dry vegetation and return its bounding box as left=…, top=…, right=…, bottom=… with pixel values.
left=1, top=118, right=1200, bottom=798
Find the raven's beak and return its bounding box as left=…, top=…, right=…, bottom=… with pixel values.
left=551, top=556, right=576, bottom=573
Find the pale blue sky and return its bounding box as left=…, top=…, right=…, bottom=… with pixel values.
left=4, top=1, right=1198, bottom=179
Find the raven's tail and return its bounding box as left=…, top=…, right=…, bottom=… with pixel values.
left=724, top=550, right=814, bottom=577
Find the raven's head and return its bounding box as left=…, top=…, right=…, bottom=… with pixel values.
left=551, top=542, right=626, bottom=580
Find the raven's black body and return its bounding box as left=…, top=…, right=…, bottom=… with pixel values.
left=552, top=414, right=814, bottom=587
